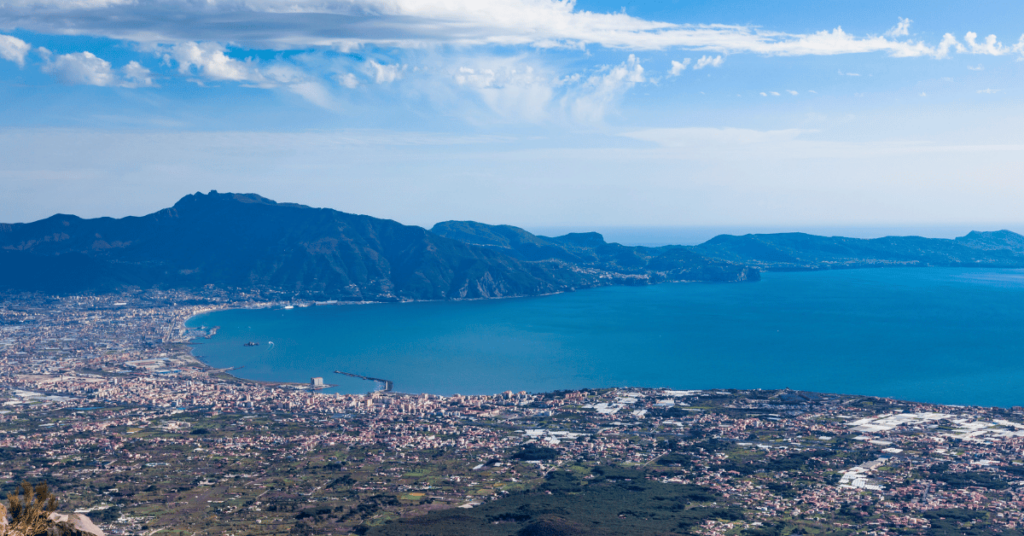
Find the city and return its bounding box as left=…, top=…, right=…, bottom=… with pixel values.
left=3, top=291, right=1024, bottom=535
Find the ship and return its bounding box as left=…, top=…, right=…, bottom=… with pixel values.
left=243, top=341, right=259, bottom=347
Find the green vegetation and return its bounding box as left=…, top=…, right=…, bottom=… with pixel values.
left=922, top=508, right=1024, bottom=536
left=364, top=476, right=740, bottom=536
left=4, top=387, right=1024, bottom=535
left=512, top=444, right=559, bottom=461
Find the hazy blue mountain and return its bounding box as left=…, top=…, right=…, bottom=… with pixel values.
left=691, top=231, right=1024, bottom=271
left=954, top=230, right=1024, bottom=252
left=5, top=192, right=1021, bottom=297
left=430, top=221, right=760, bottom=283
left=0, top=192, right=756, bottom=298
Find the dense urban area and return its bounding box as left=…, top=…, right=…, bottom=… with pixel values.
left=3, top=290, right=1024, bottom=535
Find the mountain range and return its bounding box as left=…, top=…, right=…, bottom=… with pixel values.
left=0, top=192, right=755, bottom=300
left=2, top=191, right=1023, bottom=299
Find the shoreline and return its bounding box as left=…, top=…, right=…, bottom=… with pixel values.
left=177, top=267, right=1024, bottom=406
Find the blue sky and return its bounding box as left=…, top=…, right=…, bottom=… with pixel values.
left=1, top=0, right=1023, bottom=235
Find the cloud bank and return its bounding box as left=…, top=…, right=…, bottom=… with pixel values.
left=0, top=5, right=1021, bottom=121
left=0, top=1, right=1021, bottom=60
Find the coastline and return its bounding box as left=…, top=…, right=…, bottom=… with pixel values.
left=175, top=267, right=1024, bottom=407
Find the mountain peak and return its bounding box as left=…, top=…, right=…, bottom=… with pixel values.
left=955, top=230, right=1024, bottom=252
left=173, top=191, right=279, bottom=210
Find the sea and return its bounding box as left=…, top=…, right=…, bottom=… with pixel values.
left=186, top=267, right=1024, bottom=407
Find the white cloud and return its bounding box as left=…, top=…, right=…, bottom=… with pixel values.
left=770, top=91, right=780, bottom=96
left=927, top=31, right=1024, bottom=59
left=964, top=32, right=1010, bottom=55
left=0, top=0, right=1016, bottom=60
left=121, top=60, right=156, bottom=87
left=0, top=33, right=30, bottom=66
left=759, top=92, right=767, bottom=96
left=453, top=58, right=554, bottom=122
left=693, top=55, right=723, bottom=69
left=167, top=42, right=262, bottom=83
left=838, top=70, right=860, bottom=76
left=40, top=49, right=154, bottom=87
left=977, top=88, right=999, bottom=94
left=919, top=92, right=927, bottom=97
left=366, top=60, right=404, bottom=84
left=337, top=72, right=359, bottom=88
left=935, top=33, right=965, bottom=59
left=967, top=64, right=984, bottom=71
left=161, top=42, right=339, bottom=107
left=668, top=58, right=690, bottom=76
left=556, top=73, right=581, bottom=86
left=567, top=54, right=644, bottom=122
left=41, top=50, right=116, bottom=86
left=885, top=17, right=911, bottom=38
left=786, top=90, right=798, bottom=95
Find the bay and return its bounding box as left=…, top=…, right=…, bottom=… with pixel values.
left=186, top=268, right=1024, bottom=407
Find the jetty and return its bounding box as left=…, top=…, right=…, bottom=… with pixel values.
left=334, top=370, right=393, bottom=392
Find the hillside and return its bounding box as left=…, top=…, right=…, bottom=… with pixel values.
left=691, top=230, right=1024, bottom=271
left=0, top=192, right=755, bottom=299
left=430, top=220, right=759, bottom=283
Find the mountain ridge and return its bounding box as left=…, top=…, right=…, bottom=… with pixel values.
left=5, top=191, right=1021, bottom=298
left=430, top=220, right=756, bottom=283
left=691, top=230, right=1024, bottom=271
left=0, top=192, right=756, bottom=299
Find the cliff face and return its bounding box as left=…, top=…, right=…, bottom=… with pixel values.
left=0, top=192, right=756, bottom=299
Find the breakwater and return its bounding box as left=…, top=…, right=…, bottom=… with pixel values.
left=335, top=371, right=393, bottom=392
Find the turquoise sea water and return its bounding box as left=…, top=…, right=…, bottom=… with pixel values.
left=186, top=268, right=1024, bottom=407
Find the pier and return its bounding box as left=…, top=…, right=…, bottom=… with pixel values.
left=334, top=370, right=393, bottom=392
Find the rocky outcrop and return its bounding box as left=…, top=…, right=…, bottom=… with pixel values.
left=45, top=513, right=105, bottom=536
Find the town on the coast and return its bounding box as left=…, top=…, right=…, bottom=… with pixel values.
left=3, top=290, right=1024, bottom=535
